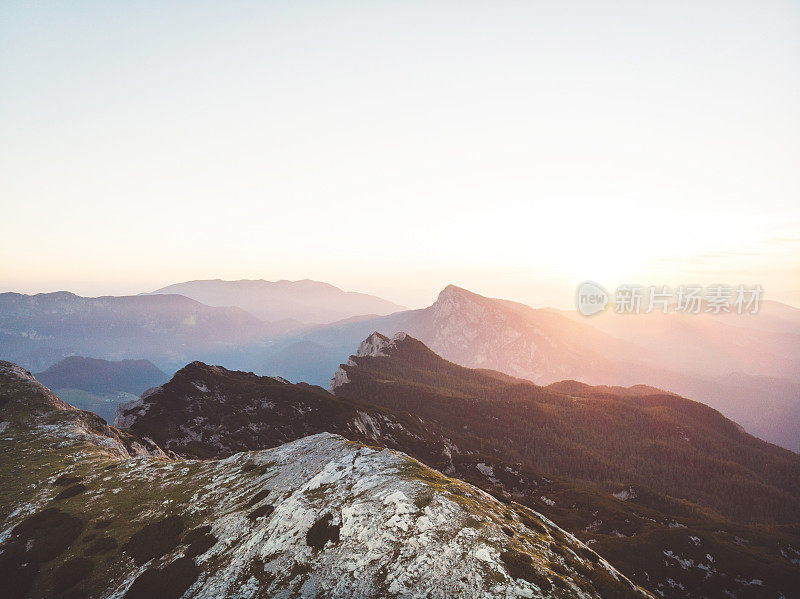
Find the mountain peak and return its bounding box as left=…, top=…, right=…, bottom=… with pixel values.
left=0, top=360, right=37, bottom=385
left=356, top=332, right=391, bottom=357
left=433, top=285, right=493, bottom=313
left=355, top=331, right=412, bottom=358
left=0, top=360, right=166, bottom=459
left=182, top=360, right=217, bottom=372
left=0, top=360, right=75, bottom=419
left=437, top=284, right=473, bottom=301
left=331, top=332, right=446, bottom=393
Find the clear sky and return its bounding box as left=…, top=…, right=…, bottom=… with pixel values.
left=1, top=1, right=798, bottom=309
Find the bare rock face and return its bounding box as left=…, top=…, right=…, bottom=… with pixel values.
left=355, top=331, right=392, bottom=357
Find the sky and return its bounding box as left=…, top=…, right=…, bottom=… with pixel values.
left=1, top=1, right=798, bottom=309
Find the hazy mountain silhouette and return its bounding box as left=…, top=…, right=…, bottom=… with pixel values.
left=248, top=285, right=800, bottom=450
left=36, top=356, right=168, bottom=395
left=149, top=278, right=405, bottom=323
left=0, top=291, right=301, bottom=372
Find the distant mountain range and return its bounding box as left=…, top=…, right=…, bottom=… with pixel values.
left=113, top=335, right=800, bottom=598
left=0, top=291, right=299, bottom=372
left=1, top=361, right=645, bottom=599
left=246, top=285, right=800, bottom=451
left=148, top=279, right=406, bottom=323
left=307, top=284, right=800, bottom=387
left=556, top=298, right=800, bottom=381
left=2, top=282, right=798, bottom=451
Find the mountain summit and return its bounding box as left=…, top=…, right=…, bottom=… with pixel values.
left=354, top=331, right=419, bottom=358
left=435, top=284, right=481, bottom=302
left=114, top=359, right=456, bottom=462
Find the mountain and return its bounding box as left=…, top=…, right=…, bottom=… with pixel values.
left=330, top=334, right=800, bottom=597
left=8, top=284, right=796, bottom=449
left=256, top=285, right=800, bottom=451
left=32, top=356, right=169, bottom=423
left=332, top=333, right=800, bottom=525
left=0, top=291, right=302, bottom=372
left=115, top=345, right=800, bottom=598
left=36, top=356, right=168, bottom=395
left=382, top=285, right=800, bottom=386
left=3, top=284, right=797, bottom=448
left=114, top=360, right=458, bottom=460
left=149, top=279, right=406, bottom=324
left=256, top=285, right=655, bottom=385
left=0, top=363, right=646, bottom=599
left=0, top=361, right=166, bottom=470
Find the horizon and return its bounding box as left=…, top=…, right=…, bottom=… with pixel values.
left=3, top=276, right=799, bottom=313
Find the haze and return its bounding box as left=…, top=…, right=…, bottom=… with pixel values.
left=1, top=1, right=798, bottom=308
